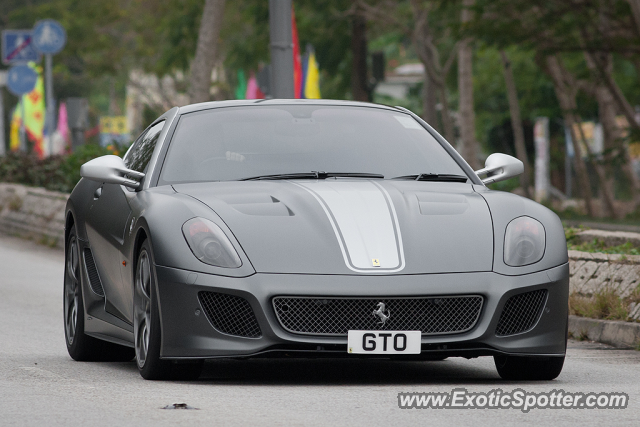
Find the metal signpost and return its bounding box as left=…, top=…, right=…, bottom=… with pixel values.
left=6, top=65, right=38, bottom=151
left=32, top=19, right=66, bottom=156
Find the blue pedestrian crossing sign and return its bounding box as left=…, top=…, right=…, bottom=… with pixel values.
left=1, top=30, right=40, bottom=64
left=6, top=65, right=38, bottom=96
left=33, top=20, right=66, bottom=54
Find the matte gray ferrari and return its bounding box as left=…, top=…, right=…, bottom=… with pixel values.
left=64, top=100, right=569, bottom=381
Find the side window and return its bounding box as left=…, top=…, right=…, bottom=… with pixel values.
left=124, top=121, right=165, bottom=173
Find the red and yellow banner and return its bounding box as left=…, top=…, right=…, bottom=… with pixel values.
left=9, top=63, right=46, bottom=157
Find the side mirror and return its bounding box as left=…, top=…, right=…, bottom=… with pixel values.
left=475, top=153, right=523, bottom=185
left=80, top=155, right=145, bottom=189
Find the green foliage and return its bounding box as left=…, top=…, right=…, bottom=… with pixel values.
left=0, top=144, right=119, bottom=193
left=564, top=225, right=640, bottom=255
left=486, top=176, right=520, bottom=193
left=474, top=45, right=563, bottom=150
left=564, top=226, right=584, bottom=245
left=569, top=239, right=640, bottom=256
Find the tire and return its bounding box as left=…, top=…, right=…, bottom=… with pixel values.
left=494, top=354, right=565, bottom=381
left=64, top=226, right=134, bottom=362
left=134, top=239, right=203, bottom=380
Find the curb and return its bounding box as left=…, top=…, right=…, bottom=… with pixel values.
left=568, top=315, right=640, bottom=349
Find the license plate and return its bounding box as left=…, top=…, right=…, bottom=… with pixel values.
left=347, top=330, right=421, bottom=354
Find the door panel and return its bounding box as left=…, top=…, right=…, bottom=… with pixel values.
left=85, top=183, right=132, bottom=323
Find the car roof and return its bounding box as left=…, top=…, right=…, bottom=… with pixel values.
left=176, top=99, right=404, bottom=115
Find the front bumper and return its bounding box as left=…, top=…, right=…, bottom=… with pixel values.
left=155, top=263, right=569, bottom=359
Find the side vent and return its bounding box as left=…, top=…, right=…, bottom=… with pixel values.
left=495, top=289, right=548, bottom=336
left=83, top=248, right=105, bottom=297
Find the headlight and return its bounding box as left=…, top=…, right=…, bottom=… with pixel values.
left=182, top=218, right=242, bottom=268
left=504, top=216, right=545, bottom=267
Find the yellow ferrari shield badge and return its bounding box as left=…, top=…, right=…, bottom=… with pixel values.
left=372, top=258, right=380, bottom=267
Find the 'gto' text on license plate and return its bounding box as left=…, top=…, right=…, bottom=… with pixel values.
left=347, top=330, right=421, bottom=354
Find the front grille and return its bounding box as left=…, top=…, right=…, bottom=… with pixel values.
left=198, top=292, right=262, bottom=338
left=83, top=248, right=104, bottom=297
left=495, top=289, right=548, bottom=336
left=272, top=296, right=483, bottom=336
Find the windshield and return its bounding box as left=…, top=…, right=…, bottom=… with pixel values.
left=159, top=105, right=466, bottom=184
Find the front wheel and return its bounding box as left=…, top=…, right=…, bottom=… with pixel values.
left=134, top=239, right=203, bottom=380
left=494, top=355, right=565, bottom=380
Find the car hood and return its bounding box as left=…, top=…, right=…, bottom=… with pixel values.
left=173, top=180, right=493, bottom=275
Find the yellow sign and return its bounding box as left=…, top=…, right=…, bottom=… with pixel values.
left=372, top=258, right=380, bottom=267
left=100, top=116, right=128, bottom=134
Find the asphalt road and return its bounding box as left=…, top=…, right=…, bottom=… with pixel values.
left=1, top=234, right=639, bottom=427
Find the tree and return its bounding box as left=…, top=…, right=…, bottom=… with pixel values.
left=469, top=0, right=640, bottom=214
left=500, top=50, right=531, bottom=197
left=361, top=0, right=458, bottom=141
left=545, top=54, right=597, bottom=216
left=189, top=0, right=226, bottom=104
left=350, top=3, right=370, bottom=101
left=457, top=0, right=480, bottom=169
left=408, top=0, right=457, bottom=142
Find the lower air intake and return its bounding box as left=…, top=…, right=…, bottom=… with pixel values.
left=495, top=289, right=548, bottom=336
left=83, top=248, right=104, bottom=297
left=198, top=292, right=262, bottom=338
left=272, top=296, right=483, bottom=336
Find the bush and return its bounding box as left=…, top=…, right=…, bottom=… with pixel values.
left=0, top=144, right=121, bottom=193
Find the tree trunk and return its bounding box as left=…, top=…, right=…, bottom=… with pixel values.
left=500, top=50, right=531, bottom=198
left=438, top=87, right=456, bottom=143
left=188, top=0, right=226, bottom=104
left=351, top=10, right=370, bottom=102
left=587, top=51, right=640, bottom=133
left=545, top=55, right=595, bottom=217
left=628, top=0, right=640, bottom=37
left=574, top=112, right=617, bottom=218
left=458, top=0, right=480, bottom=170
left=585, top=52, right=640, bottom=206
left=422, top=73, right=438, bottom=128
left=409, top=0, right=456, bottom=143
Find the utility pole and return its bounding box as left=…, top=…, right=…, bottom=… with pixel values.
left=269, top=0, right=294, bottom=99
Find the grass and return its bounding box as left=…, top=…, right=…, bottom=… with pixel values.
left=570, top=240, right=640, bottom=255
left=570, top=288, right=640, bottom=321
left=565, top=226, right=640, bottom=255
left=7, top=195, right=23, bottom=211
left=557, top=205, right=640, bottom=225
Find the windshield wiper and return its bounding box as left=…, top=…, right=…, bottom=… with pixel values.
left=240, top=172, right=384, bottom=181
left=391, top=173, right=468, bottom=183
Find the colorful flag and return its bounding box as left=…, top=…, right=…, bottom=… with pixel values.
left=292, top=5, right=302, bottom=99
left=304, top=50, right=321, bottom=99
left=245, top=72, right=264, bottom=99
left=9, top=64, right=46, bottom=156
left=9, top=104, right=21, bottom=151
left=299, top=52, right=308, bottom=99
left=57, top=102, right=69, bottom=143
left=23, top=64, right=46, bottom=157
left=235, top=69, right=247, bottom=100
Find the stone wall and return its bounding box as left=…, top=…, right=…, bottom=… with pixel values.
left=0, top=183, right=68, bottom=248
left=569, top=250, right=640, bottom=298
left=569, top=250, right=640, bottom=320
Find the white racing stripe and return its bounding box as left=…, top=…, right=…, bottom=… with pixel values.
left=294, top=180, right=405, bottom=273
